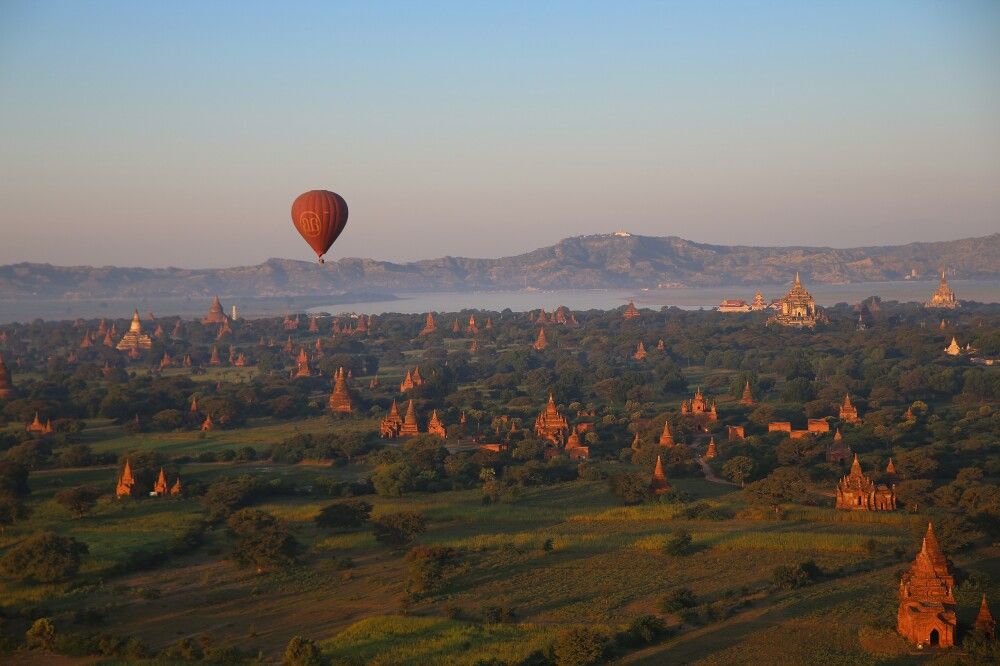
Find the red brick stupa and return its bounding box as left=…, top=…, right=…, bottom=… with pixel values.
left=740, top=381, right=754, bottom=406
left=650, top=455, right=670, bottom=495
left=399, top=400, right=420, bottom=436
left=427, top=410, right=446, bottom=438
left=534, top=393, right=569, bottom=445
left=116, top=459, right=137, bottom=498
left=419, top=313, right=437, bottom=336
left=203, top=296, right=228, bottom=324
left=328, top=367, right=354, bottom=414
left=380, top=400, right=404, bottom=438
left=897, top=523, right=957, bottom=648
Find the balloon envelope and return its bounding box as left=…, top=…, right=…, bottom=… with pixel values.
left=291, top=190, right=349, bottom=262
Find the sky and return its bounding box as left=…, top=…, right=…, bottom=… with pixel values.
left=1, top=1, right=998, bottom=268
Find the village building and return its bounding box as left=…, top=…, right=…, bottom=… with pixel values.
left=717, top=299, right=751, bottom=313
left=328, top=367, right=354, bottom=413
left=836, top=455, right=896, bottom=511
left=767, top=273, right=824, bottom=328
left=925, top=271, right=959, bottom=309
left=534, top=393, right=569, bottom=445
left=650, top=455, right=670, bottom=495
left=116, top=310, right=153, bottom=351
left=897, top=523, right=957, bottom=648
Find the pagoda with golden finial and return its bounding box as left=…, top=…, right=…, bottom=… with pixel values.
left=117, top=310, right=153, bottom=351
left=925, top=271, right=959, bottom=309
left=897, top=523, right=956, bottom=647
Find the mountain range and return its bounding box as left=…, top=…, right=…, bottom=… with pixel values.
left=1, top=233, right=998, bottom=300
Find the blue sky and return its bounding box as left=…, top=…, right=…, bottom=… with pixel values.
left=1, top=1, right=998, bottom=267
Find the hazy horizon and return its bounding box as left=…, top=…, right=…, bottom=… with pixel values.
left=2, top=1, right=999, bottom=268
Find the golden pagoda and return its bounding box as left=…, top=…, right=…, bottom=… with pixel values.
left=0, top=352, right=14, bottom=399
left=944, top=337, right=961, bottom=356
left=380, top=400, right=404, bottom=438
left=633, top=341, right=647, bottom=360
left=650, top=455, right=671, bottom=495
left=399, top=400, right=420, bottom=436
left=116, top=459, right=137, bottom=498
left=419, top=312, right=437, bottom=335
left=740, top=381, right=754, bottom=406
left=767, top=273, right=823, bottom=328
left=427, top=410, right=446, bottom=438
left=533, top=328, right=548, bottom=351
left=203, top=296, right=228, bottom=324
left=172, top=320, right=184, bottom=338
left=328, top=367, right=354, bottom=414
left=116, top=310, right=153, bottom=351
left=925, top=271, right=959, bottom=309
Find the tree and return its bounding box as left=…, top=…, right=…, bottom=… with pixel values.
left=0, top=532, right=88, bottom=582
left=721, top=456, right=753, bottom=486
left=314, top=500, right=372, bottom=531
left=0, top=496, right=28, bottom=533
left=658, top=587, right=698, bottom=612
left=663, top=529, right=693, bottom=556
left=283, top=636, right=324, bottom=666
left=25, top=617, right=56, bottom=650
left=552, top=627, right=607, bottom=666
left=371, top=462, right=416, bottom=497
left=405, top=545, right=461, bottom=595
left=227, top=509, right=300, bottom=572
left=743, top=467, right=810, bottom=506
left=55, top=485, right=102, bottom=518
left=0, top=461, right=30, bottom=498
left=372, top=511, right=426, bottom=546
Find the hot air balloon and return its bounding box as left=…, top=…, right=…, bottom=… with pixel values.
left=291, top=190, right=349, bottom=263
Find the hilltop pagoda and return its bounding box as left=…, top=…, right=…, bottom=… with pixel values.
left=203, top=296, right=228, bottom=324
left=534, top=393, right=569, bottom=445
left=925, top=271, right=959, bottom=309
left=767, top=273, right=823, bottom=328
left=897, top=523, right=957, bottom=648
left=650, top=455, right=671, bottom=495
left=328, top=367, right=354, bottom=414
left=836, top=455, right=896, bottom=511
left=0, top=352, right=14, bottom=399
left=427, top=410, right=446, bottom=438
left=116, top=310, right=153, bottom=351
left=380, top=400, right=404, bottom=438
left=399, top=400, right=420, bottom=436
left=116, top=459, right=137, bottom=498
left=419, top=313, right=437, bottom=335
left=840, top=394, right=860, bottom=423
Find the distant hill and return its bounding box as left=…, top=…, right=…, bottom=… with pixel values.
left=1, top=233, right=998, bottom=299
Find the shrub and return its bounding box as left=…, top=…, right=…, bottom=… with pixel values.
left=621, top=615, right=668, bottom=646
left=372, top=511, right=426, bottom=546
left=552, top=627, right=607, bottom=666
left=314, top=499, right=372, bottom=531
left=663, top=529, right=694, bottom=556
left=0, top=532, right=88, bottom=582
left=227, top=509, right=300, bottom=571
left=482, top=605, right=518, bottom=623
left=658, top=587, right=698, bottom=613
left=55, top=485, right=102, bottom=517
left=283, top=635, right=324, bottom=666
left=404, top=545, right=462, bottom=595
left=771, top=560, right=822, bottom=589
left=26, top=618, right=56, bottom=650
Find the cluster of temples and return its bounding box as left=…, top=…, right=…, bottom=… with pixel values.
left=116, top=459, right=182, bottom=498
left=379, top=399, right=446, bottom=439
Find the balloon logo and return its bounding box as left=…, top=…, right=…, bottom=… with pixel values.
left=298, top=211, right=322, bottom=238
left=291, top=190, right=349, bottom=264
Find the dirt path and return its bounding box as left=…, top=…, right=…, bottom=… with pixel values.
left=697, top=457, right=737, bottom=486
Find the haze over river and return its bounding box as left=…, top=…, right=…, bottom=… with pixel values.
left=310, top=280, right=1000, bottom=316
left=3, top=281, right=999, bottom=324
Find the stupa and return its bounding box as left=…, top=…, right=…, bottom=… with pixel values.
left=825, top=429, right=851, bottom=465
left=633, top=341, right=647, bottom=360
left=116, top=459, right=137, bottom=498
left=974, top=594, right=996, bottom=640
left=419, top=313, right=437, bottom=335
left=836, top=455, right=895, bottom=511
left=427, top=410, right=446, bottom=438
left=534, top=392, right=569, bottom=445
left=750, top=290, right=768, bottom=310
left=925, top=271, right=959, bottom=309
left=650, top=455, right=671, bottom=495
left=658, top=420, right=675, bottom=447
left=399, top=400, right=420, bottom=436
left=203, top=296, right=228, bottom=324
left=739, top=381, right=754, bottom=406
left=380, top=400, right=404, bottom=438
left=897, top=523, right=956, bottom=647
left=840, top=394, right=860, bottom=423
left=116, top=310, right=153, bottom=351
left=944, top=337, right=961, bottom=356
left=153, top=468, right=169, bottom=496
left=328, top=367, right=354, bottom=413
left=294, top=348, right=311, bottom=378
left=623, top=300, right=640, bottom=320
left=704, top=437, right=718, bottom=459
left=533, top=328, right=548, bottom=351
left=466, top=315, right=479, bottom=335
